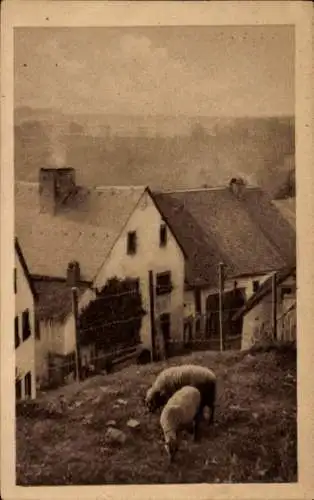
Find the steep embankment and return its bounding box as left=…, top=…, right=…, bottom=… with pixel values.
left=16, top=343, right=297, bottom=485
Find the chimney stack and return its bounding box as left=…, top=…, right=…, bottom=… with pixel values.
left=67, top=261, right=81, bottom=287
left=39, top=167, right=76, bottom=214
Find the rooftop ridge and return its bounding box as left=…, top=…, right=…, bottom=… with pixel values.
left=152, top=184, right=259, bottom=194
left=15, top=179, right=146, bottom=191
left=16, top=180, right=260, bottom=193
left=94, top=185, right=146, bottom=191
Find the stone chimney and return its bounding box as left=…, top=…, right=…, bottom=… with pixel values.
left=229, top=177, right=246, bottom=199
left=39, top=167, right=76, bottom=214
left=66, top=260, right=81, bottom=287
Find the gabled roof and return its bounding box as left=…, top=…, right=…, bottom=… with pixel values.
left=14, top=237, right=37, bottom=300
left=33, top=278, right=89, bottom=322
left=15, top=181, right=145, bottom=281
left=151, top=185, right=296, bottom=287
left=232, top=265, right=296, bottom=321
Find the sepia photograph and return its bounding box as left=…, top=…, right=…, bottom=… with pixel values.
left=1, top=1, right=313, bottom=498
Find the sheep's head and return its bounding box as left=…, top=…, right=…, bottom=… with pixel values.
left=145, top=388, right=162, bottom=412
left=164, top=434, right=178, bottom=463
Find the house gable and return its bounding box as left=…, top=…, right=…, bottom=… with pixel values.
left=92, top=188, right=185, bottom=290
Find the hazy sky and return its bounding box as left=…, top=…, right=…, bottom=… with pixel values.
left=14, top=26, right=294, bottom=117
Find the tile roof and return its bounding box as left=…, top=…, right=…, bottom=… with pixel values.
left=151, top=185, right=296, bottom=287
left=33, top=278, right=89, bottom=322
left=15, top=181, right=145, bottom=281
left=232, top=265, right=296, bottom=321
left=273, top=198, right=296, bottom=229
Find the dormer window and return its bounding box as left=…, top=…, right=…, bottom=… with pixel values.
left=252, top=280, right=260, bottom=293
left=281, top=286, right=294, bottom=301
left=127, top=231, right=137, bottom=255
left=159, top=223, right=167, bottom=247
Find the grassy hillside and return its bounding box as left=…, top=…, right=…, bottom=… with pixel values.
left=14, top=108, right=294, bottom=196
left=16, top=343, right=297, bottom=485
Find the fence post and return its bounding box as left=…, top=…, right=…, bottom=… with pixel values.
left=272, top=272, right=277, bottom=341
left=71, top=287, right=81, bottom=382
left=148, top=270, right=157, bottom=361
left=218, top=262, right=225, bottom=351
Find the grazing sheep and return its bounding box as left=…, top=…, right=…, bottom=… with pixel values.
left=160, top=385, right=202, bottom=462
left=145, top=364, right=217, bottom=425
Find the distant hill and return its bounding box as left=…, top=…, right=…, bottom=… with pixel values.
left=14, top=107, right=295, bottom=197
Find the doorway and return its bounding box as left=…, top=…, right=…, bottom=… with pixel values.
left=159, top=313, right=171, bottom=356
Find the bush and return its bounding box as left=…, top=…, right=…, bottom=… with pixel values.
left=79, top=277, right=146, bottom=352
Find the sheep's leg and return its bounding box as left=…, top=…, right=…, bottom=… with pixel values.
left=193, top=410, right=202, bottom=442
left=209, top=404, right=215, bottom=426
left=202, top=394, right=215, bottom=426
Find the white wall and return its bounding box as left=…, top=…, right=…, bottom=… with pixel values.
left=15, top=249, right=36, bottom=400
left=241, top=275, right=296, bottom=350
left=241, top=296, right=273, bottom=350
left=184, top=290, right=196, bottom=317
left=35, top=319, right=65, bottom=386
left=73, top=190, right=185, bottom=352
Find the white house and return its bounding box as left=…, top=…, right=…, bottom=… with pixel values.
left=14, top=238, right=37, bottom=400
left=78, top=186, right=186, bottom=362
left=232, top=266, right=296, bottom=350
left=152, top=178, right=296, bottom=345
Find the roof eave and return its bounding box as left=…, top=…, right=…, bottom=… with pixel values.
left=232, top=265, right=296, bottom=321
left=15, top=237, right=38, bottom=300
left=146, top=187, right=189, bottom=260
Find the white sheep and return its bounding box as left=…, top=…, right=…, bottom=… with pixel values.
left=160, top=385, right=202, bottom=462
left=145, top=364, right=217, bottom=425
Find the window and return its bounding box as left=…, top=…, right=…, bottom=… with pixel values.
left=252, top=280, right=260, bottom=293
left=159, top=223, right=167, bottom=247
left=281, top=286, right=293, bottom=300
left=14, top=268, right=17, bottom=294
left=24, top=371, right=32, bottom=398
left=15, top=316, right=20, bottom=349
left=195, top=289, right=202, bottom=313
left=22, top=309, right=31, bottom=342
left=35, top=316, right=40, bottom=340
left=127, top=231, right=137, bottom=255
left=156, top=271, right=173, bottom=296
left=15, top=379, right=22, bottom=401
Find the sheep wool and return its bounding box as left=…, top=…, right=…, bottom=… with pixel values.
left=160, top=385, right=201, bottom=461
left=145, top=364, right=217, bottom=420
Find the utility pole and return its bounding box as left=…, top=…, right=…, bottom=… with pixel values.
left=272, top=272, right=278, bottom=340
left=148, top=270, right=156, bottom=361
left=71, top=286, right=81, bottom=382
left=218, top=262, right=225, bottom=352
